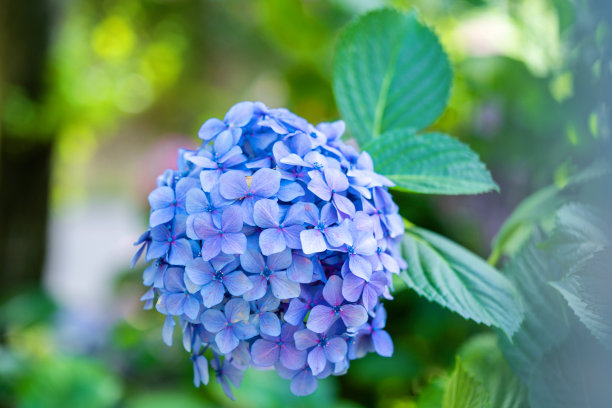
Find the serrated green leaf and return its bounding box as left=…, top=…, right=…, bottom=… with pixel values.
left=333, top=8, right=451, bottom=145
left=442, top=358, right=490, bottom=408
left=366, top=130, right=498, bottom=195
left=400, top=226, right=524, bottom=338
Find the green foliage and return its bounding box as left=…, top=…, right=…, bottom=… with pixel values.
left=401, top=226, right=524, bottom=338
left=365, top=130, right=498, bottom=194
left=442, top=358, right=489, bottom=408
left=333, top=8, right=451, bottom=145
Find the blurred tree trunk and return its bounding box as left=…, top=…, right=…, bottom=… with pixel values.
left=0, top=0, right=54, bottom=294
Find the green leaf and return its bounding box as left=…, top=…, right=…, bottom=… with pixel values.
left=333, top=8, right=451, bottom=145
left=458, top=334, right=529, bottom=408
left=366, top=130, right=498, bottom=195
left=400, top=226, right=524, bottom=338
left=442, top=358, right=490, bottom=408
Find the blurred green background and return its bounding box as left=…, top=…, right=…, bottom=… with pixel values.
left=0, top=0, right=608, bottom=407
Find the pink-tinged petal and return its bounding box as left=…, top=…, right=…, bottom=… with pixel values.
left=333, top=193, right=356, bottom=218
left=308, top=346, right=326, bottom=375
left=259, top=312, right=281, bottom=337
left=219, top=171, right=249, bottom=199
left=353, top=211, right=373, bottom=231
left=307, top=172, right=331, bottom=201
left=199, top=169, right=222, bottom=192
left=240, top=249, right=265, bottom=273
left=201, top=281, right=225, bottom=307
left=232, top=321, right=257, bottom=340
left=306, top=305, right=336, bottom=333
left=222, top=232, right=246, bottom=255
left=192, top=213, right=217, bottom=238
left=266, top=248, right=293, bottom=270
left=251, top=339, right=280, bottom=367
left=253, top=199, right=279, bottom=228
left=280, top=345, right=307, bottom=370
left=349, top=254, right=373, bottom=280
left=270, top=272, right=301, bottom=299
left=282, top=225, right=303, bottom=249
left=290, top=370, right=318, bottom=396
left=302, top=202, right=320, bottom=226
left=225, top=298, right=250, bottom=323
left=216, top=327, right=239, bottom=354
left=369, top=271, right=388, bottom=292
left=287, top=255, right=313, bottom=283
left=324, top=223, right=351, bottom=248
left=185, top=258, right=214, bottom=286
left=284, top=299, right=309, bottom=326
left=342, top=272, right=365, bottom=302
left=372, top=330, right=394, bottom=357
left=148, top=186, right=174, bottom=209
left=293, top=329, right=320, bottom=350
left=222, top=206, right=244, bottom=233
left=339, top=304, right=368, bottom=328
left=149, top=207, right=175, bottom=228
left=242, top=275, right=267, bottom=301
left=201, top=235, right=222, bottom=261
left=300, top=229, right=327, bottom=254
left=223, top=271, right=253, bottom=296
left=259, top=228, right=286, bottom=256
left=251, top=168, right=281, bottom=198
left=201, top=308, right=227, bottom=333
left=320, top=203, right=337, bottom=226
left=323, top=168, right=349, bottom=192
left=324, top=337, right=347, bottom=363
left=322, top=275, right=343, bottom=307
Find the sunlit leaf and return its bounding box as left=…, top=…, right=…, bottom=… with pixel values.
left=442, top=358, right=490, bottom=408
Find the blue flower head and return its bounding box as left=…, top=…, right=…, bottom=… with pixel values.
left=133, top=101, right=405, bottom=399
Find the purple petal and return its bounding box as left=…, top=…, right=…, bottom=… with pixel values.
left=300, top=229, right=327, bottom=254
left=339, top=304, right=368, bottom=328
left=198, top=118, right=226, bottom=140
left=333, top=194, right=356, bottom=218
left=250, top=168, right=281, bottom=198
left=324, top=337, right=347, bottom=363
left=164, top=267, right=186, bottom=292
left=287, top=255, right=313, bottom=283
left=372, top=330, right=394, bottom=357
left=216, top=327, right=239, bottom=354
left=259, top=228, right=286, bottom=256
left=200, top=169, right=221, bottom=192
left=201, top=308, right=227, bottom=333
left=251, top=339, right=280, bottom=367
left=175, top=177, right=199, bottom=200
left=342, top=272, right=365, bottom=302
left=270, top=272, right=301, bottom=299
left=280, top=345, right=307, bottom=370
left=223, top=271, right=253, bottom=296
left=162, top=316, right=175, bottom=346
left=282, top=225, right=303, bottom=249
left=306, top=305, right=336, bottom=333
left=323, top=168, right=348, bottom=192
left=302, top=203, right=320, bottom=226
left=184, top=296, right=200, bottom=320
left=324, top=223, right=351, bottom=248
left=266, top=248, right=293, bottom=270
left=185, top=189, right=209, bottom=214
left=259, top=312, right=281, bottom=337
left=219, top=171, right=249, bottom=200
left=192, top=213, right=217, bottom=238
left=322, top=275, right=343, bottom=307
left=242, top=275, right=267, bottom=301
left=213, top=128, right=236, bottom=156
left=320, top=203, right=337, bottom=226
left=240, top=249, right=265, bottom=273
left=362, top=284, right=379, bottom=312
left=293, top=329, right=320, bottom=350
left=307, top=346, right=326, bottom=375
left=149, top=207, right=175, bottom=228
left=146, top=240, right=169, bottom=261
left=290, top=369, right=318, bottom=396
left=201, top=281, right=225, bottom=307
left=232, top=321, right=258, bottom=340
left=253, top=199, right=279, bottom=228
left=225, top=298, right=250, bottom=323
left=148, top=186, right=174, bottom=210
left=355, top=232, right=377, bottom=255
left=168, top=239, right=193, bottom=266
left=277, top=180, right=305, bottom=202
left=193, top=355, right=209, bottom=386
left=380, top=252, right=400, bottom=274
left=284, top=299, right=309, bottom=326
left=349, top=254, right=373, bottom=280
left=201, top=235, right=222, bottom=261
left=190, top=155, right=217, bottom=169
left=372, top=304, right=387, bottom=330
left=307, top=172, right=331, bottom=201
left=221, top=206, right=243, bottom=233
left=225, top=101, right=254, bottom=127
left=222, top=232, right=247, bottom=255
left=185, top=257, right=214, bottom=286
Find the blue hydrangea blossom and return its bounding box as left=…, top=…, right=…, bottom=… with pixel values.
left=133, top=102, right=405, bottom=399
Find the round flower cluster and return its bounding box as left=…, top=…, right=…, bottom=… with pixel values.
left=133, top=102, right=406, bottom=399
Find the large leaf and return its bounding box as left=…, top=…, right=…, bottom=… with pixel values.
left=366, top=130, right=498, bottom=194
left=442, top=358, right=490, bottom=408
left=333, top=8, right=451, bottom=145
left=400, top=226, right=524, bottom=338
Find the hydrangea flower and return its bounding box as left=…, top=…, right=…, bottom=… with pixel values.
left=133, top=101, right=405, bottom=399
